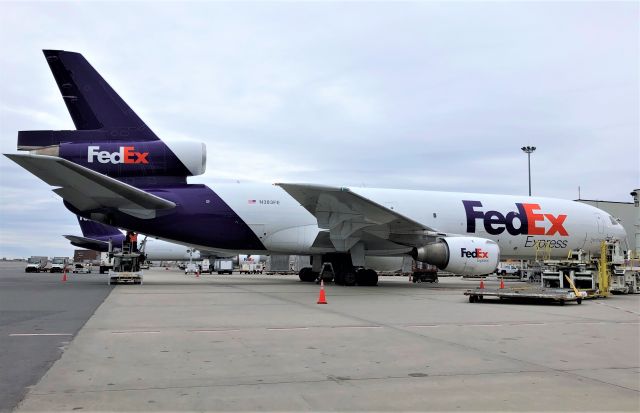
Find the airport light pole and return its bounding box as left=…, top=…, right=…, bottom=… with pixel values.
left=521, top=146, right=536, bottom=196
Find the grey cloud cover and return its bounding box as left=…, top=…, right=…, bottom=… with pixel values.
left=0, top=1, right=638, bottom=258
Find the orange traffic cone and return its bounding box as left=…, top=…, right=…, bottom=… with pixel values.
left=317, top=279, right=328, bottom=304
left=479, top=280, right=485, bottom=289
left=499, top=278, right=505, bottom=289
left=62, top=269, right=67, bottom=282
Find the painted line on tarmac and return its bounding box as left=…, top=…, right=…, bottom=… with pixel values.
left=111, top=331, right=161, bottom=335
left=332, top=325, right=383, bottom=329
left=9, top=333, right=72, bottom=337
left=189, top=329, right=241, bottom=333
left=509, top=322, right=545, bottom=326
left=267, top=327, right=310, bottom=331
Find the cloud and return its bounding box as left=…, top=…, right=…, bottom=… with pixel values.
left=0, top=1, right=637, bottom=258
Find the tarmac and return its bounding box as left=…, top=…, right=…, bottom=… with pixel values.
left=0, top=262, right=112, bottom=413
left=4, top=264, right=640, bottom=411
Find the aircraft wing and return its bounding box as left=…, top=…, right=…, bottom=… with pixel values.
left=276, top=183, right=441, bottom=251
left=5, top=153, right=175, bottom=219
left=63, top=235, right=111, bottom=252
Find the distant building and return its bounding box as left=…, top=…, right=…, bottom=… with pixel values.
left=74, top=249, right=100, bottom=263
left=577, top=199, right=639, bottom=255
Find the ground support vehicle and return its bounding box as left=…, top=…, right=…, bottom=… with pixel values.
left=610, top=266, right=640, bottom=294
left=200, top=259, right=212, bottom=274
left=465, top=286, right=584, bottom=305
left=184, top=263, right=199, bottom=275
left=107, top=236, right=144, bottom=285
left=495, top=263, right=521, bottom=278
left=72, top=263, right=91, bottom=274
left=411, top=261, right=438, bottom=283
left=25, top=256, right=48, bottom=272
left=99, top=252, right=114, bottom=274
left=49, top=257, right=69, bottom=273
left=108, top=251, right=143, bottom=285
left=240, top=262, right=263, bottom=274
left=214, top=259, right=233, bottom=274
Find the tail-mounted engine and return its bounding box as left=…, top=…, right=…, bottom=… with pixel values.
left=414, top=236, right=499, bottom=275
left=27, top=140, right=206, bottom=178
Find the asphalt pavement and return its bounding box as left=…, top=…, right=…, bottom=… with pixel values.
left=0, top=261, right=113, bottom=413
left=13, top=269, right=640, bottom=411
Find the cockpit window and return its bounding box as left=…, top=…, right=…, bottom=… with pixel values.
left=609, top=215, right=620, bottom=225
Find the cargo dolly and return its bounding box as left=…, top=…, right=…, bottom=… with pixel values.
left=465, top=286, right=584, bottom=305
left=465, top=275, right=587, bottom=305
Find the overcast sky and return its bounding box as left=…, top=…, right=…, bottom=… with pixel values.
left=0, top=1, right=638, bottom=258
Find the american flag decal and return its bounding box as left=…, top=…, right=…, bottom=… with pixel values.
left=248, top=199, right=256, bottom=204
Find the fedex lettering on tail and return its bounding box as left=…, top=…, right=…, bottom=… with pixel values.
left=88, top=146, right=149, bottom=164
left=463, top=200, right=568, bottom=237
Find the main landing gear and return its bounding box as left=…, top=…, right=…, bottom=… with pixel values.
left=298, top=253, right=378, bottom=286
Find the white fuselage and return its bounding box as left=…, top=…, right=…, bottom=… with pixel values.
left=143, top=238, right=200, bottom=261
left=207, top=183, right=626, bottom=259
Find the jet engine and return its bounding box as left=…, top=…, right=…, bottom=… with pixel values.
left=35, top=140, right=207, bottom=177
left=414, top=236, right=499, bottom=275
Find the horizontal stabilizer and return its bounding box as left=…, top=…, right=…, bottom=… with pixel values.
left=5, top=153, right=175, bottom=219
left=63, top=235, right=111, bottom=252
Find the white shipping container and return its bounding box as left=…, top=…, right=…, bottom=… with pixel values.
left=266, top=255, right=290, bottom=272
left=214, top=259, right=234, bottom=274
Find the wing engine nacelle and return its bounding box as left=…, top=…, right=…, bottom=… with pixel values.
left=414, top=236, right=499, bottom=275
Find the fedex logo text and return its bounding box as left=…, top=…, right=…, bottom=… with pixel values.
left=460, top=248, right=489, bottom=259
left=87, top=146, right=149, bottom=164
left=463, top=200, right=568, bottom=237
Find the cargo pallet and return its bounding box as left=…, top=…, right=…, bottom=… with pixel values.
left=464, top=286, right=584, bottom=305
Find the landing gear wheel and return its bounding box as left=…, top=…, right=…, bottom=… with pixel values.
left=576, top=298, right=582, bottom=305
left=469, top=295, right=476, bottom=303
left=366, top=269, right=378, bottom=286
left=356, top=269, right=378, bottom=286
left=343, top=271, right=356, bottom=286
left=298, top=267, right=316, bottom=282
left=333, top=271, right=345, bottom=285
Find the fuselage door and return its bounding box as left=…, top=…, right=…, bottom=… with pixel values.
left=595, top=214, right=604, bottom=234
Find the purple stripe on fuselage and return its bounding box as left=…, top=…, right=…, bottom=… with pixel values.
left=65, top=185, right=265, bottom=251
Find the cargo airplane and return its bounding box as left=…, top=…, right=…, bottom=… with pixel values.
left=6, top=50, right=627, bottom=286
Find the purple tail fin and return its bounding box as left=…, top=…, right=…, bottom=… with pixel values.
left=16, top=50, right=204, bottom=184
left=18, top=49, right=158, bottom=149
